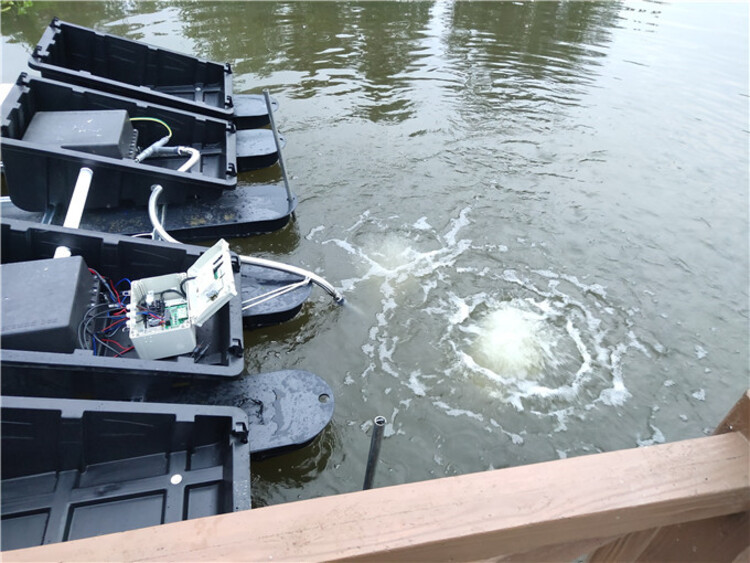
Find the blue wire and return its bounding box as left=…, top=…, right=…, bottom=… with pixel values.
left=116, top=278, right=132, bottom=288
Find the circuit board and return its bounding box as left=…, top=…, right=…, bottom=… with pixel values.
left=164, top=302, right=189, bottom=328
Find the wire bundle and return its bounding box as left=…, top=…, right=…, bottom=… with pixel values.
left=77, top=270, right=135, bottom=357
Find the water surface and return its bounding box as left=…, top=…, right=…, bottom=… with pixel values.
left=2, top=1, right=747, bottom=507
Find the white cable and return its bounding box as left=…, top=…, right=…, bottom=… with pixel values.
left=177, top=147, right=200, bottom=172
left=148, top=185, right=180, bottom=244
left=148, top=185, right=344, bottom=303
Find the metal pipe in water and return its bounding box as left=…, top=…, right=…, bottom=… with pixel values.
left=363, top=416, right=386, bottom=490
left=263, top=89, right=294, bottom=209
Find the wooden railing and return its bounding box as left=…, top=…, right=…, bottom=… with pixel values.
left=6, top=391, right=749, bottom=562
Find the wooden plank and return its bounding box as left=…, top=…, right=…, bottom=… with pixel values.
left=636, top=511, right=749, bottom=562
left=589, top=391, right=750, bottom=562
left=5, top=430, right=748, bottom=563
left=714, top=391, right=750, bottom=439
left=491, top=535, right=620, bottom=562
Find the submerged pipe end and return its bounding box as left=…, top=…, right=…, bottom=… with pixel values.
left=374, top=415, right=386, bottom=427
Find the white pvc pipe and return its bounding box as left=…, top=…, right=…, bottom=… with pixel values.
left=54, top=167, right=93, bottom=258
left=62, top=167, right=94, bottom=228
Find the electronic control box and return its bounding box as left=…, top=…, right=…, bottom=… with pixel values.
left=127, top=239, right=237, bottom=361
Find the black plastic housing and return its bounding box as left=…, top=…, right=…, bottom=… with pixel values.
left=22, top=109, right=137, bottom=158
left=0, top=73, right=237, bottom=211
left=1, top=396, right=251, bottom=551
left=0, top=256, right=97, bottom=353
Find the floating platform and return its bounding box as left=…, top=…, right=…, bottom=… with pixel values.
left=29, top=18, right=277, bottom=128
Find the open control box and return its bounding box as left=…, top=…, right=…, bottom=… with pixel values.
left=127, top=239, right=237, bottom=360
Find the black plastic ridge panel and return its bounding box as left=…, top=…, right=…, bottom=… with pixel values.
left=0, top=74, right=238, bottom=211
left=0, top=396, right=251, bottom=551
left=0, top=219, right=246, bottom=395
left=27, top=19, right=278, bottom=129
left=0, top=184, right=297, bottom=241
left=28, top=18, right=235, bottom=121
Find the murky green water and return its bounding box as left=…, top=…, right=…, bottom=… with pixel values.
left=3, top=1, right=748, bottom=507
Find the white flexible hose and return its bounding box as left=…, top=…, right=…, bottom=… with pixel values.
left=148, top=185, right=180, bottom=244
left=148, top=185, right=344, bottom=303
left=177, top=147, right=200, bottom=172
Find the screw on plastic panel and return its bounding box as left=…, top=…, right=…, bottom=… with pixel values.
left=170, top=474, right=183, bottom=485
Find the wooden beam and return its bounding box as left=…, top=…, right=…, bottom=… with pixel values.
left=5, top=428, right=748, bottom=562
left=589, top=391, right=750, bottom=562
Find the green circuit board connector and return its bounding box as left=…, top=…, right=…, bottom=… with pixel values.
left=166, top=303, right=189, bottom=328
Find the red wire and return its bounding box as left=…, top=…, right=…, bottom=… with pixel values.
left=101, top=318, right=128, bottom=331
left=114, top=346, right=134, bottom=358
left=99, top=338, right=128, bottom=351
left=108, top=279, right=120, bottom=302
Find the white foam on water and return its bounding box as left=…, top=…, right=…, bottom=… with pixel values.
left=695, top=345, right=708, bottom=359
left=407, top=371, right=427, bottom=396
left=636, top=424, right=666, bottom=447
left=433, top=400, right=484, bottom=421
left=305, top=225, right=325, bottom=240
left=413, top=216, right=432, bottom=230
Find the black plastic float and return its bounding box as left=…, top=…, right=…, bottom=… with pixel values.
left=171, top=369, right=336, bottom=460
left=29, top=18, right=277, bottom=129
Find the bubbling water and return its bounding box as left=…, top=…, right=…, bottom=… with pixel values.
left=324, top=207, right=647, bottom=431
left=470, top=302, right=550, bottom=379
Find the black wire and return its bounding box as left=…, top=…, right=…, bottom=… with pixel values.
left=180, top=276, right=196, bottom=296
left=78, top=303, right=112, bottom=349
left=159, top=288, right=185, bottom=300
left=78, top=304, right=128, bottom=351
left=77, top=271, right=133, bottom=355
